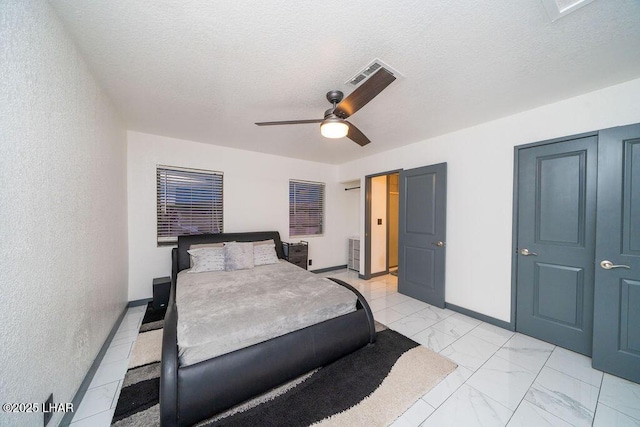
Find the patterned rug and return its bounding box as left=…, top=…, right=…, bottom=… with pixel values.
left=112, top=304, right=456, bottom=426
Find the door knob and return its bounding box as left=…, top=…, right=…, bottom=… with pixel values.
left=432, top=241, right=446, bottom=247
left=520, top=248, right=538, bottom=256
left=600, top=260, right=631, bottom=270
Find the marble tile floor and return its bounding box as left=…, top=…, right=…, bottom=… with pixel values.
left=323, top=270, right=640, bottom=427
left=70, top=270, right=640, bottom=427
left=68, top=304, right=146, bottom=426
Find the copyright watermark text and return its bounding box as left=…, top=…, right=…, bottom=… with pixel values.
left=2, top=402, right=74, bottom=413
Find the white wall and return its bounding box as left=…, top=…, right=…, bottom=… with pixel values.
left=342, top=180, right=361, bottom=239
left=339, top=77, right=640, bottom=322
left=127, top=131, right=350, bottom=300
left=371, top=175, right=388, bottom=273
left=0, top=2, right=128, bottom=426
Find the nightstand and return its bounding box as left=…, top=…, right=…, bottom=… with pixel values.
left=282, top=241, right=309, bottom=270
left=153, top=276, right=171, bottom=310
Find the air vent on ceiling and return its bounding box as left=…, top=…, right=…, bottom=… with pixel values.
left=540, top=0, right=596, bottom=21
left=346, top=58, right=403, bottom=87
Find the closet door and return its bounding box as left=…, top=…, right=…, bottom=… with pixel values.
left=592, top=124, right=640, bottom=383
left=515, top=135, right=598, bottom=356
left=398, top=163, right=447, bottom=307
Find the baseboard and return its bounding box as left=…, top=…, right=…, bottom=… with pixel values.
left=128, top=298, right=152, bottom=307
left=358, top=271, right=389, bottom=280
left=369, top=271, right=389, bottom=279
left=310, top=264, right=347, bottom=274
left=60, top=304, right=129, bottom=426
left=445, top=302, right=514, bottom=331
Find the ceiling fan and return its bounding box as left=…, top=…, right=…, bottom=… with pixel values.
left=255, top=68, right=396, bottom=147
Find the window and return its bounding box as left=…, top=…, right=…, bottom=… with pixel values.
left=289, top=180, right=325, bottom=236
left=157, top=166, right=223, bottom=244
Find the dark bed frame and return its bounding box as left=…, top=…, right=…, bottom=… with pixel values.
left=160, top=231, right=376, bottom=427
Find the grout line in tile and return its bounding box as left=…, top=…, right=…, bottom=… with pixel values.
left=69, top=408, right=114, bottom=426
left=543, top=365, right=602, bottom=388
left=597, top=402, right=640, bottom=423
left=87, top=378, right=120, bottom=392
left=503, top=342, right=556, bottom=426
left=591, top=367, right=607, bottom=424
left=466, top=382, right=514, bottom=412
left=110, top=379, right=123, bottom=408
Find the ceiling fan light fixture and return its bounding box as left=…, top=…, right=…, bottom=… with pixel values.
left=256, top=68, right=395, bottom=147
left=320, top=117, right=349, bottom=139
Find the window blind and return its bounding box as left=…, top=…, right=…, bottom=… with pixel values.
left=289, top=180, right=325, bottom=236
left=157, top=166, right=223, bottom=244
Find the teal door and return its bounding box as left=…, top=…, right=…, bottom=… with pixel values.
left=516, top=135, right=598, bottom=356
left=592, top=124, right=640, bottom=383
left=398, top=163, right=447, bottom=307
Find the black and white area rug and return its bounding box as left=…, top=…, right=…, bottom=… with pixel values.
left=112, top=304, right=456, bottom=427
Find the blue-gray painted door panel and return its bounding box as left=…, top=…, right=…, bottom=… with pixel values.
left=592, top=124, right=640, bottom=383
left=398, top=163, right=447, bottom=307
left=516, top=136, right=597, bottom=356
left=534, top=263, right=583, bottom=327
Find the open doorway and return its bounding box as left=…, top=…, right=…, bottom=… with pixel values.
left=365, top=171, right=400, bottom=278
left=366, top=164, right=447, bottom=305
left=388, top=173, right=399, bottom=276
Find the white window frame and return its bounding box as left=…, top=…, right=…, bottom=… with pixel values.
left=289, top=179, right=325, bottom=237
left=156, top=165, right=223, bottom=245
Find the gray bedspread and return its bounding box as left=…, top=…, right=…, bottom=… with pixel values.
left=176, top=260, right=357, bottom=366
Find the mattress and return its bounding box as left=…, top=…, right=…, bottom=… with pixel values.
left=176, top=260, right=358, bottom=366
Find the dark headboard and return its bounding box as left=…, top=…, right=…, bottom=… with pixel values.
left=176, top=231, right=285, bottom=273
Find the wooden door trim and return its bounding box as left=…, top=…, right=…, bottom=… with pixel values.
left=511, top=131, right=599, bottom=330
left=364, top=169, right=402, bottom=280
left=386, top=174, right=390, bottom=272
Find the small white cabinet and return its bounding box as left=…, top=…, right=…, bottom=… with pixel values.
left=348, top=238, right=360, bottom=271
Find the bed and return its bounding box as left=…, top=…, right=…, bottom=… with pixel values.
left=160, top=231, right=376, bottom=427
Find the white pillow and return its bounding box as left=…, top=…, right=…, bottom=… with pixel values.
left=189, top=242, right=225, bottom=267
left=224, top=242, right=255, bottom=271
left=188, top=247, right=225, bottom=273
left=254, top=243, right=279, bottom=266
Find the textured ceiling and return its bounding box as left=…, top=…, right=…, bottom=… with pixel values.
left=49, top=0, right=640, bottom=164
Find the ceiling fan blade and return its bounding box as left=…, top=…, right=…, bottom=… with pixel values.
left=345, top=121, right=370, bottom=146
left=334, top=68, right=396, bottom=119
left=255, top=119, right=323, bottom=126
